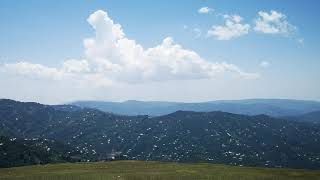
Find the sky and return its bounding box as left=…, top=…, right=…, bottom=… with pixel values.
left=0, top=0, right=319, bottom=104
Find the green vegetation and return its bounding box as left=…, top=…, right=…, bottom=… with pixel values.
left=0, top=161, right=319, bottom=180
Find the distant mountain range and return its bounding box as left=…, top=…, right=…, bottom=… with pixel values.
left=71, top=99, right=320, bottom=117
left=1, top=99, right=320, bottom=169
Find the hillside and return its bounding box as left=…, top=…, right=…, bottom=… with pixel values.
left=71, top=99, right=320, bottom=117
left=1, top=99, right=320, bottom=169
left=0, top=136, right=82, bottom=168
left=287, top=110, right=320, bottom=124
left=0, top=161, right=320, bottom=180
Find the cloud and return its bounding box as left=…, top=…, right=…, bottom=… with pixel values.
left=254, top=10, right=296, bottom=35
left=207, top=15, right=250, bottom=40
left=193, top=28, right=202, bottom=38
left=1, top=10, right=258, bottom=87
left=62, top=59, right=90, bottom=73
left=259, top=61, right=270, bottom=68
left=3, top=62, right=63, bottom=80
left=198, top=7, right=213, bottom=14
left=2, top=61, right=113, bottom=87
left=297, top=38, right=304, bottom=44
left=182, top=26, right=202, bottom=38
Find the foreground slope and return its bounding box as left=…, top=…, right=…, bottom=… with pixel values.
left=1, top=99, right=320, bottom=169
left=0, top=161, right=320, bottom=180
left=0, top=136, right=82, bottom=168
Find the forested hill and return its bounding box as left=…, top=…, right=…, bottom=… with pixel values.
left=1, top=99, right=320, bottom=169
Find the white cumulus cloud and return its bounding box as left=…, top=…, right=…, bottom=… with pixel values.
left=198, top=7, right=213, bottom=14
left=207, top=15, right=250, bottom=40
left=3, top=62, right=63, bottom=80
left=1, top=10, right=258, bottom=87
left=254, top=10, right=296, bottom=35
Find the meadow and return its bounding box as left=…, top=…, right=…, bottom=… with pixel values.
left=0, top=161, right=319, bottom=180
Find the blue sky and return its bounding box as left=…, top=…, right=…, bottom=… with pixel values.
left=0, top=0, right=319, bottom=104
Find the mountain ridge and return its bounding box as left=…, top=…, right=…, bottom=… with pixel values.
left=71, top=99, right=320, bottom=117
left=1, top=99, right=320, bottom=169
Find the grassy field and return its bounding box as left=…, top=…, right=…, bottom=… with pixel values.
left=0, top=161, right=319, bottom=180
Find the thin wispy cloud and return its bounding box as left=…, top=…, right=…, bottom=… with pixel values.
left=297, top=38, right=304, bottom=44
left=193, top=28, right=202, bottom=38
left=259, top=61, right=270, bottom=68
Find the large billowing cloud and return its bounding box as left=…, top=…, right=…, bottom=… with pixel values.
left=1, top=10, right=258, bottom=87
